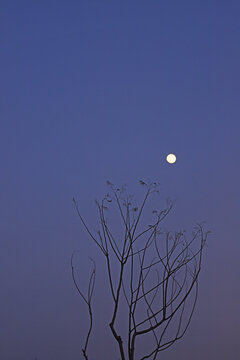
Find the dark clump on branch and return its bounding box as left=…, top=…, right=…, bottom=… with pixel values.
left=72, top=181, right=209, bottom=360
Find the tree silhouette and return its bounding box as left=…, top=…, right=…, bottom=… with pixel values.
left=72, top=181, right=209, bottom=360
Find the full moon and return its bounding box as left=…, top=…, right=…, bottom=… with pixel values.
left=166, top=153, right=177, bottom=164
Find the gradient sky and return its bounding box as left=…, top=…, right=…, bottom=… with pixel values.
left=1, top=1, right=240, bottom=359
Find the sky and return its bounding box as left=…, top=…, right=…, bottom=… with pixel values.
left=1, top=1, right=240, bottom=359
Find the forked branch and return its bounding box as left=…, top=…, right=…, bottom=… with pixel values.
left=72, top=181, right=209, bottom=360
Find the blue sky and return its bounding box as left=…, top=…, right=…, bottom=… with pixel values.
left=1, top=1, right=240, bottom=359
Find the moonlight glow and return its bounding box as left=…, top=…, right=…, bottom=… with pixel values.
left=166, top=153, right=177, bottom=164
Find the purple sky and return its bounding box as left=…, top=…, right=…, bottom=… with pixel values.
left=1, top=1, right=240, bottom=359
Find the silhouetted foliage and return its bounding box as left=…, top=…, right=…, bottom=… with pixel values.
left=72, top=181, right=209, bottom=360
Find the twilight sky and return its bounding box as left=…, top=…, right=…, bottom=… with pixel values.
left=1, top=1, right=240, bottom=359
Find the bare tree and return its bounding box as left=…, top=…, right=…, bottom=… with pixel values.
left=72, top=181, right=209, bottom=360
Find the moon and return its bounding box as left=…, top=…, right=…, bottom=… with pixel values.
left=166, top=153, right=177, bottom=164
